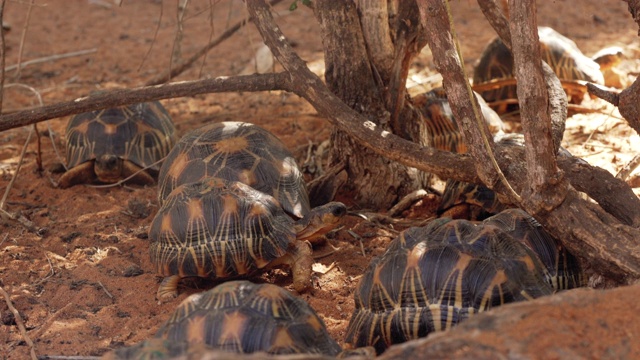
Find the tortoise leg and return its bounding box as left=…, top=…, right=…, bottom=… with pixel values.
left=156, top=275, right=181, bottom=302
left=268, top=241, right=313, bottom=292
left=57, top=161, right=96, bottom=188
left=121, top=161, right=155, bottom=186
left=289, top=241, right=314, bottom=293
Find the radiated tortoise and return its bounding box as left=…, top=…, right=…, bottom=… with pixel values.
left=149, top=174, right=346, bottom=300
left=473, top=26, right=605, bottom=111
left=345, top=209, right=582, bottom=354
left=103, top=281, right=342, bottom=359
left=58, top=101, right=177, bottom=188
left=157, top=121, right=310, bottom=219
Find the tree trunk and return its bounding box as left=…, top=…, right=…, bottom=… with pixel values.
left=314, top=0, right=428, bottom=209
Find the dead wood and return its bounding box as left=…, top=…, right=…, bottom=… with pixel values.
left=0, top=0, right=635, bottom=282
left=0, top=72, right=293, bottom=132
left=585, top=1, right=640, bottom=138
left=588, top=80, right=640, bottom=137
left=418, top=0, right=500, bottom=192
left=625, top=0, right=640, bottom=36
left=508, top=0, right=567, bottom=214
left=312, top=0, right=426, bottom=208
left=246, top=0, right=640, bottom=282
left=478, top=0, right=567, bottom=152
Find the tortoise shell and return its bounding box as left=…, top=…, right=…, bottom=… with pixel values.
left=150, top=177, right=300, bottom=298
left=483, top=209, right=584, bottom=291
left=104, top=281, right=342, bottom=358
left=157, top=121, right=310, bottom=218
left=149, top=175, right=346, bottom=299
left=58, top=101, right=177, bottom=188
left=437, top=133, right=581, bottom=219
left=437, top=178, right=507, bottom=220
left=345, top=214, right=555, bottom=354
left=473, top=27, right=604, bottom=109
left=412, top=87, right=504, bottom=153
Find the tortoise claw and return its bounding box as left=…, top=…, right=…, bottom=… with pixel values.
left=156, top=275, right=181, bottom=303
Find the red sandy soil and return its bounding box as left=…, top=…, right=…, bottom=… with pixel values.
left=0, top=1, right=638, bottom=359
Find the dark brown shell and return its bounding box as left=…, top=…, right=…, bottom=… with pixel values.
left=483, top=209, right=584, bottom=291
left=474, top=27, right=604, bottom=105
left=412, top=87, right=504, bottom=153
left=65, top=101, right=176, bottom=173
left=345, top=215, right=554, bottom=354
left=149, top=177, right=296, bottom=281
left=437, top=134, right=581, bottom=219
left=105, top=281, right=342, bottom=358
left=437, top=178, right=507, bottom=219
left=157, top=122, right=309, bottom=218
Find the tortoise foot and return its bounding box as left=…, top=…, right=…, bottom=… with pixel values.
left=290, top=241, right=313, bottom=293
left=156, top=275, right=181, bottom=303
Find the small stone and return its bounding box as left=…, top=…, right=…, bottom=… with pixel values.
left=122, top=264, right=143, bottom=277
left=125, top=199, right=150, bottom=219
left=61, top=231, right=81, bottom=243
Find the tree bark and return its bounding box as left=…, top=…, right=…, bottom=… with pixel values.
left=246, top=0, right=640, bottom=283
left=0, top=0, right=637, bottom=284
left=509, top=0, right=567, bottom=214
left=313, top=0, right=427, bottom=208
left=419, top=0, right=500, bottom=192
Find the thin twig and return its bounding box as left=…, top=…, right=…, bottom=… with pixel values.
left=0, top=125, right=34, bottom=210
left=347, top=230, right=366, bottom=257
left=5, top=48, right=97, bottom=73
left=0, top=207, right=38, bottom=233
left=145, top=0, right=284, bottom=85
left=96, top=281, right=113, bottom=299
left=137, top=1, right=163, bottom=72
left=198, top=0, right=216, bottom=79
left=83, top=155, right=166, bottom=188
left=0, top=83, right=43, bottom=211
left=0, top=285, right=37, bottom=360
left=168, top=0, right=189, bottom=83
left=13, top=0, right=35, bottom=79
left=583, top=108, right=617, bottom=146
left=0, top=0, right=5, bottom=114
left=617, top=153, right=640, bottom=181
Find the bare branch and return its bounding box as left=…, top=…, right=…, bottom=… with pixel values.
left=0, top=285, right=37, bottom=360
left=13, top=0, right=35, bottom=79
left=0, top=0, right=5, bottom=114
left=509, top=0, right=567, bottom=214
left=624, top=0, right=640, bottom=35
left=418, top=0, right=500, bottom=191
left=144, top=0, right=284, bottom=86
left=0, top=72, right=293, bottom=132
left=477, top=0, right=567, bottom=152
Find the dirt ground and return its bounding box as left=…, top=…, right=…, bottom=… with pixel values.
left=1, top=0, right=639, bottom=359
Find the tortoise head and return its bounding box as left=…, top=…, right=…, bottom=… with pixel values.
left=94, top=154, right=124, bottom=183
left=294, top=202, right=346, bottom=243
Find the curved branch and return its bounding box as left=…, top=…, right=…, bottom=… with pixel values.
left=0, top=0, right=636, bottom=282
left=245, top=0, right=640, bottom=282
left=0, top=72, right=293, bottom=132
left=509, top=0, right=567, bottom=214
